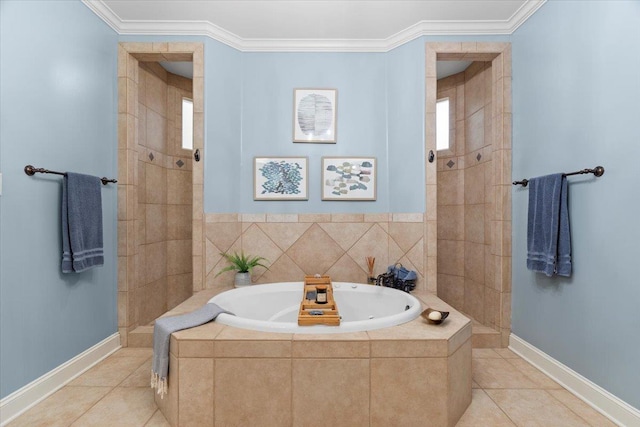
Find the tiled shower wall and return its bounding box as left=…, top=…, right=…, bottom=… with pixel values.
left=203, top=213, right=426, bottom=289
left=118, top=43, right=205, bottom=347
left=437, top=62, right=501, bottom=330
left=135, top=63, right=193, bottom=326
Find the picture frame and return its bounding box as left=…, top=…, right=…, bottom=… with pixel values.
left=321, top=157, right=376, bottom=201
left=254, top=157, right=309, bottom=200
left=293, top=89, right=337, bottom=143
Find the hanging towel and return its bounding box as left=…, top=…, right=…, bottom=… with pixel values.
left=61, top=172, right=104, bottom=273
left=526, top=173, right=572, bottom=277
left=151, top=303, right=233, bottom=398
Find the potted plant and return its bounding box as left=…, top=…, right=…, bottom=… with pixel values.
left=216, top=251, right=268, bottom=287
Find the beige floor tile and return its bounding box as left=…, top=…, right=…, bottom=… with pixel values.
left=472, top=348, right=501, bottom=358
left=7, top=386, right=111, bottom=427
left=473, top=358, right=538, bottom=389
left=70, top=387, right=157, bottom=426
left=120, top=358, right=152, bottom=387
left=494, top=348, right=519, bottom=359
left=548, top=389, right=618, bottom=427
left=70, top=356, right=149, bottom=387
left=485, top=389, right=591, bottom=426
left=506, top=358, right=562, bottom=389
left=456, top=389, right=516, bottom=426
left=472, top=380, right=481, bottom=389
left=144, top=410, right=171, bottom=426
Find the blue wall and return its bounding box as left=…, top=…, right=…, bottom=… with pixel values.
left=511, top=0, right=640, bottom=409
left=204, top=42, right=243, bottom=212
left=386, top=40, right=426, bottom=211
left=207, top=36, right=502, bottom=214
left=0, top=0, right=118, bottom=398
left=237, top=52, right=391, bottom=213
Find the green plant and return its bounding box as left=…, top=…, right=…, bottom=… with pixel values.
left=215, top=251, right=268, bottom=276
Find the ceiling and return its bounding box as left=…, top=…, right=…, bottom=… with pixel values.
left=84, top=0, right=546, bottom=52
left=159, top=59, right=472, bottom=81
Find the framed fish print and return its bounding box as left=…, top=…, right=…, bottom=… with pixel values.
left=321, top=157, right=376, bottom=201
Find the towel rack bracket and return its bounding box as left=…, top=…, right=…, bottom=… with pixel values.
left=24, top=165, right=38, bottom=176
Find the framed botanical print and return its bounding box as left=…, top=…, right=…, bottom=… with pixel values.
left=254, top=157, right=309, bottom=200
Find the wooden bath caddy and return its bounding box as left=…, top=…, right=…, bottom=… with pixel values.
left=298, top=275, right=341, bottom=326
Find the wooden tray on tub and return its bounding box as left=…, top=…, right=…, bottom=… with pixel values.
left=298, top=275, right=340, bottom=326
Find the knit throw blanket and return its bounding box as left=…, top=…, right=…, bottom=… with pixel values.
left=151, top=303, right=232, bottom=398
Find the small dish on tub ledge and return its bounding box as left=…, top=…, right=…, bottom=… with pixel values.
left=421, top=308, right=449, bottom=325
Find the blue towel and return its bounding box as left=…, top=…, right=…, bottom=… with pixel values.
left=526, top=173, right=571, bottom=277
left=151, top=303, right=232, bottom=398
left=62, top=173, right=104, bottom=273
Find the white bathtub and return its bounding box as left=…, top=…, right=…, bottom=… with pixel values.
left=209, top=281, right=422, bottom=334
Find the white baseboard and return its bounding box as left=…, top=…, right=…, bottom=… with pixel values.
left=0, top=333, right=121, bottom=426
left=509, top=333, right=640, bottom=427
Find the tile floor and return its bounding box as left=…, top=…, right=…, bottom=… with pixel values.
left=7, top=347, right=617, bottom=427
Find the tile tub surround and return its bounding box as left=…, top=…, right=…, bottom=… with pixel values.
left=204, top=213, right=426, bottom=292
left=154, top=291, right=472, bottom=427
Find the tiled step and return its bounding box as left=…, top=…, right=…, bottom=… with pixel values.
left=471, top=322, right=502, bottom=348
left=125, top=288, right=224, bottom=348
left=128, top=325, right=153, bottom=348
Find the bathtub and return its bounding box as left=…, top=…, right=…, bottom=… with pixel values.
left=208, top=281, right=422, bottom=334
left=158, top=285, right=472, bottom=426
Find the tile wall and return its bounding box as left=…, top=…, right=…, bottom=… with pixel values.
left=135, top=63, right=193, bottom=325
left=437, top=63, right=496, bottom=326
left=429, top=42, right=513, bottom=346
left=203, top=213, right=426, bottom=289
left=118, top=42, right=204, bottom=347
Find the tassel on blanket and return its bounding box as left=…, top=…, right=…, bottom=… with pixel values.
left=151, top=370, right=168, bottom=399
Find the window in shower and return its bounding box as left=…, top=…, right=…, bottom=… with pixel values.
left=436, top=97, right=450, bottom=151
left=182, top=98, right=193, bottom=150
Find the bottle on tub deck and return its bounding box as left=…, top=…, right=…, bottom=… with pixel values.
left=315, top=285, right=328, bottom=304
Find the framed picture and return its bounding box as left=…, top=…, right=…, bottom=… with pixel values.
left=254, top=157, right=309, bottom=200
left=321, top=157, right=376, bottom=201
left=293, top=89, right=337, bottom=143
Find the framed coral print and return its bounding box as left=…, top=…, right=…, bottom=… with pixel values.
left=321, top=157, right=376, bottom=201
left=293, top=89, right=337, bottom=143
left=254, top=157, right=309, bottom=200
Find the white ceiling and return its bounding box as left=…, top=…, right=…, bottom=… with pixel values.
left=160, top=59, right=471, bottom=80
left=84, top=0, right=546, bottom=52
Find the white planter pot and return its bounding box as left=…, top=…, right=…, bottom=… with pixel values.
left=234, top=272, right=252, bottom=287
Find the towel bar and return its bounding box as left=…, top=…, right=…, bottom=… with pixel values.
left=24, top=165, right=117, bottom=185
left=512, top=166, right=604, bottom=187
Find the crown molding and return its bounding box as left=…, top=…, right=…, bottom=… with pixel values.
left=82, top=0, right=546, bottom=52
